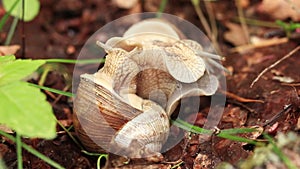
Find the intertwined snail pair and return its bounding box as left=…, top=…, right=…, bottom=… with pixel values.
left=73, top=18, right=224, bottom=159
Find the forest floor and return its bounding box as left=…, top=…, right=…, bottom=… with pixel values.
left=1, top=0, right=300, bottom=168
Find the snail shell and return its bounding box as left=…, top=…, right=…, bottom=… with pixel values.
left=73, top=19, right=222, bottom=158
left=73, top=74, right=169, bottom=157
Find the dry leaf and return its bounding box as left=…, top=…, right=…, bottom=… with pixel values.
left=112, top=0, right=138, bottom=9
left=224, top=22, right=248, bottom=46
left=0, top=45, right=20, bottom=56
left=296, top=117, right=300, bottom=130
left=246, top=52, right=274, bottom=66
left=0, top=124, right=13, bottom=133
left=239, top=0, right=250, bottom=8
left=258, top=0, right=300, bottom=21
left=272, top=76, right=295, bottom=83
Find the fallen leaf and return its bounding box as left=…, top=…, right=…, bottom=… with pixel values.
left=224, top=22, right=248, bottom=46
left=0, top=124, right=13, bottom=133
left=245, top=52, right=274, bottom=66
left=112, top=0, right=138, bottom=9
left=222, top=106, right=248, bottom=127
left=258, top=0, right=300, bottom=21
left=0, top=45, right=20, bottom=56
left=272, top=75, right=295, bottom=83
left=239, top=0, right=250, bottom=8
left=297, top=117, right=300, bottom=130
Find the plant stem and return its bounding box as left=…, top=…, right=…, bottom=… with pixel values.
left=204, top=1, right=219, bottom=47
left=264, top=134, right=297, bottom=169
left=233, top=17, right=280, bottom=28
left=21, top=0, right=25, bottom=58
left=16, top=133, right=23, bottom=169
left=192, top=1, right=212, bottom=39
left=96, top=154, right=108, bottom=169
left=191, top=0, right=222, bottom=54
left=38, top=66, right=50, bottom=86
left=235, top=0, right=250, bottom=44
left=5, top=17, right=19, bottom=45
left=0, top=131, right=65, bottom=169
left=0, top=0, right=20, bottom=32
left=28, top=83, right=74, bottom=97
left=156, top=0, right=168, bottom=18
left=56, top=121, right=84, bottom=150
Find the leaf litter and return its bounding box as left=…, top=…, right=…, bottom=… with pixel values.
left=0, top=0, right=300, bottom=168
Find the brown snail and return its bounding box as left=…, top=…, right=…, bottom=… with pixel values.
left=73, top=19, right=223, bottom=158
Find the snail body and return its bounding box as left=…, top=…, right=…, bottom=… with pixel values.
left=73, top=19, right=222, bottom=158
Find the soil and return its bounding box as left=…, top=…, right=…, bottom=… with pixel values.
left=0, top=0, right=300, bottom=169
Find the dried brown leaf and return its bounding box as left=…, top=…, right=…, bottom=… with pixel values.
left=0, top=45, right=20, bottom=56
left=224, top=22, right=248, bottom=46
left=259, top=0, right=300, bottom=21
left=0, top=124, right=13, bottom=133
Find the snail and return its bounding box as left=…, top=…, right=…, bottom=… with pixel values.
left=73, top=19, right=224, bottom=159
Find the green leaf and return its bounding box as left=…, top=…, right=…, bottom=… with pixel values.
left=0, top=57, right=45, bottom=86
left=0, top=81, right=56, bottom=139
left=0, top=55, right=15, bottom=64
left=2, top=0, right=40, bottom=22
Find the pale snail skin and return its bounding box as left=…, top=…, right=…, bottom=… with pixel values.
left=73, top=19, right=224, bottom=158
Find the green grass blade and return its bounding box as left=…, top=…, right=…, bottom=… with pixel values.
left=172, top=119, right=213, bottom=135
left=264, top=134, right=297, bottom=169
left=29, top=83, right=74, bottom=97
left=4, top=16, right=18, bottom=45
left=16, top=133, right=23, bottom=169
left=173, top=119, right=259, bottom=145
left=0, top=131, right=65, bottom=169
left=220, top=128, right=257, bottom=135
left=45, top=58, right=105, bottom=64
left=156, top=0, right=168, bottom=18
left=217, top=132, right=258, bottom=145
left=97, top=154, right=108, bottom=169
left=0, top=0, right=20, bottom=32
left=56, top=121, right=84, bottom=150
left=233, top=17, right=281, bottom=28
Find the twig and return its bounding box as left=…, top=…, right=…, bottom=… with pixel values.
left=192, top=0, right=212, bottom=39
left=281, top=83, right=300, bottom=87
left=191, top=0, right=221, bottom=54
left=227, top=100, right=257, bottom=114
left=230, top=37, right=288, bottom=53
left=263, top=104, right=292, bottom=127
left=203, top=1, right=221, bottom=54
left=235, top=0, right=250, bottom=44
left=250, top=45, right=300, bottom=88
left=220, top=90, right=264, bottom=103
left=53, top=85, right=71, bottom=104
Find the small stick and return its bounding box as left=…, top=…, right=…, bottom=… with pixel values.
left=281, top=83, right=300, bottom=87
left=53, top=85, right=71, bottom=104
left=220, top=90, right=264, bottom=103
left=235, top=0, right=250, bottom=44
left=263, top=104, right=292, bottom=127
left=227, top=99, right=257, bottom=114
left=250, top=45, right=300, bottom=88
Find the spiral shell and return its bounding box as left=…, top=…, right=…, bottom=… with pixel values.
left=73, top=18, right=222, bottom=158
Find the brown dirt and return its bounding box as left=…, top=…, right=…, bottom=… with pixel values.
left=0, top=0, right=299, bottom=168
